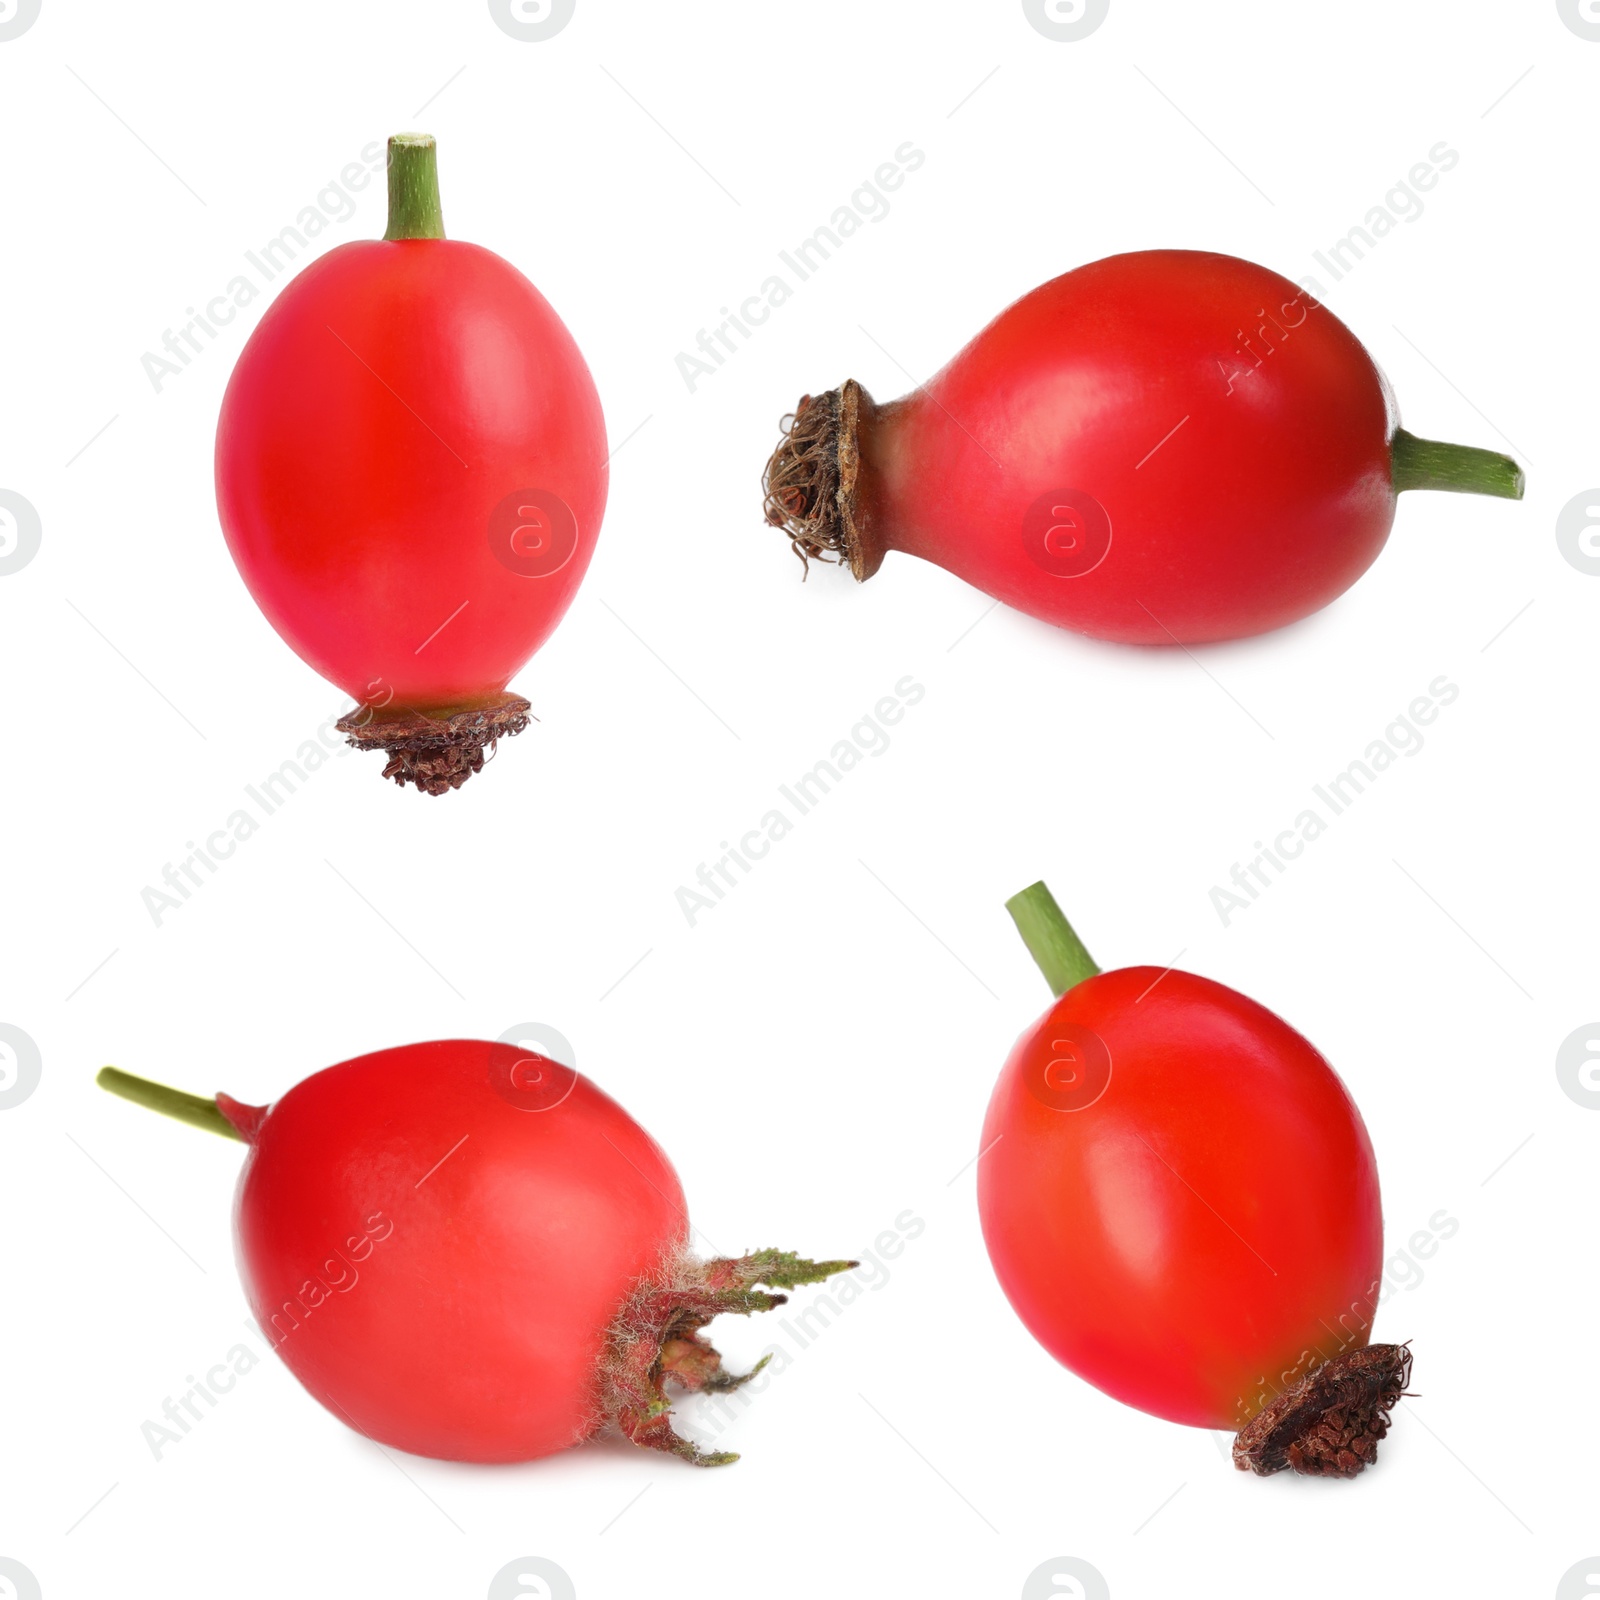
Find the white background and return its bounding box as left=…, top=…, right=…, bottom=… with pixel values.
left=2, top=2, right=1595, bottom=1597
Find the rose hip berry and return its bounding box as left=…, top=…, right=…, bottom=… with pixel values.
left=98, top=1041, right=853, bottom=1466
left=978, top=881, right=1410, bottom=1478
left=764, top=250, right=1523, bottom=645
left=216, top=134, right=608, bottom=794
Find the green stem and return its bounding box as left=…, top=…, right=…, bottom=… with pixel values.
left=1391, top=429, right=1524, bottom=499
left=383, top=132, right=445, bottom=241
left=96, top=1067, right=241, bottom=1141
left=1005, top=881, right=1100, bottom=998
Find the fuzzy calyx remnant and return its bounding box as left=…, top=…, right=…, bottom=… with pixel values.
left=762, top=380, right=877, bottom=579
left=598, top=1248, right=857, bottom=1466
left=336, top=694, right=531, bottom=796
left=1232, top=1343, right=1413, bottom=1478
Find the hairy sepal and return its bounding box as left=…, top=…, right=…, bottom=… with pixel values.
left=598, top=1248, right=857, bottom=1467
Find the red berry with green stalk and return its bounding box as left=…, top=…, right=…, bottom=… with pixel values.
left=97, top=1040, right=853, bottom=1466
left=763, top=249, right=1524, bottom=644
left=216, top=134, right=608, bottom=794
left=978, top=882, right=1409, bottom=1477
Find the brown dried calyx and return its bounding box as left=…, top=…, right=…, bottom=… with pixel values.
left=598, top=1248, right=857, bottom=1466
left=762, top=379, right=875, bottom=579
left=336, top=694, right=531, bottom=796
left=1232, top=1343, right=1413, bottom=1479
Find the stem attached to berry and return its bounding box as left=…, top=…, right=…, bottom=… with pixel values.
left=383, top=132, right=445, bottom=242
left=1390, top=429, right=1524, bottom=499
left=96, top=1066, right=242, bottom=1141
left=1005, top=881, right=1101, bottom=998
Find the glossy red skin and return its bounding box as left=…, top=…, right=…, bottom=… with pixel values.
left=227, top=1041, right=686, bottom=1463
left=216, top=240, right=607, bottom=709
left=977, top=968, right=1382, bottom=1430
left=866, top=251, right=1396, bottom=644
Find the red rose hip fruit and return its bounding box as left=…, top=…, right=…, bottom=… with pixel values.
left=764, top=250, right=1523, bottom=644
left=98, top=1041, right=852, bottom=1465
left=978, top=882, right=1410, bottom=1477
left=216, top=134, right=608, bottom=793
